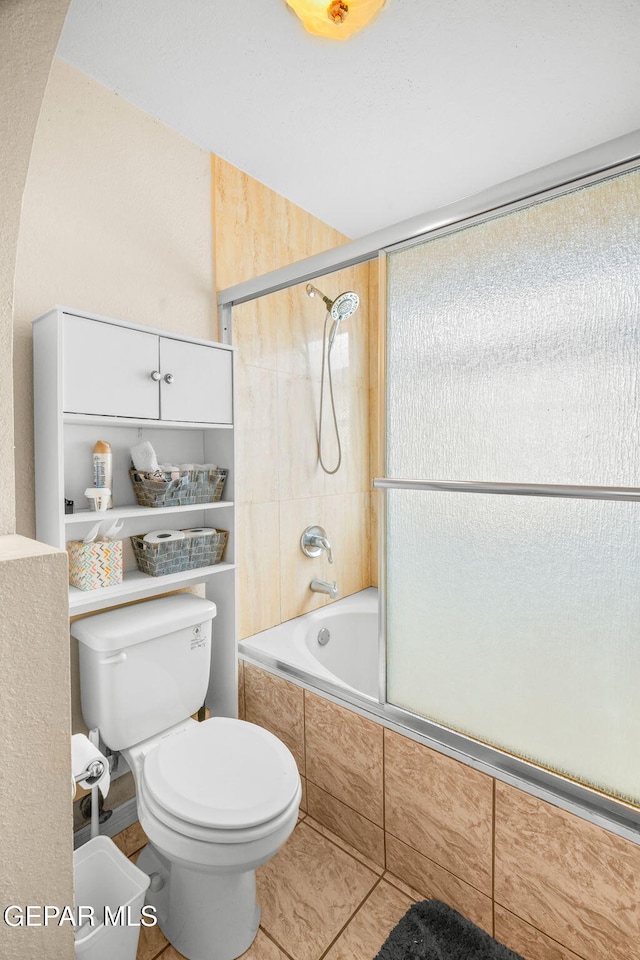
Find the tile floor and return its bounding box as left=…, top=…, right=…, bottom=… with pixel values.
left=114, top=813, right=419, bottom=960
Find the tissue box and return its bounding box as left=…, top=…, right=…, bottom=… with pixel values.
left=67, top=539, right=123, bottom=591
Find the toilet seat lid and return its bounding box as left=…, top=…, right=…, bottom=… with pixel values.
left=142, top=718, right=300, bottom=829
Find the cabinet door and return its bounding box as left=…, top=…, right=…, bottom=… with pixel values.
left=159, top=338, right=232, bottom=423
left=63, top=316, right=160, bottom=419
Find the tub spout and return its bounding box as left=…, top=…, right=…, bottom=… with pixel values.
left=310, top=578, right=339, bottom=600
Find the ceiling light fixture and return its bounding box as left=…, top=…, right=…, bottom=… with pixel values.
left=285, top=0, right=387, bottom=40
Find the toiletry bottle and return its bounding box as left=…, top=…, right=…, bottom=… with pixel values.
left=93, top=440, right=113, bottom=508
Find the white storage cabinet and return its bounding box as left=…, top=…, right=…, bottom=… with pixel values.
left=33, top=307, right=237, bottom=717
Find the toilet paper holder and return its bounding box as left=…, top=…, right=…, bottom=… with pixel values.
left=74, top=759, right=106, bottom=786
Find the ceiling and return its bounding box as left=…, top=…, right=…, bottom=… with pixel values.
left=57, top=0, right=640, bottom=239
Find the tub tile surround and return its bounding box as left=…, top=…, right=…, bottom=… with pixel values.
left=384, top=729, right=494, bottom=893
left=279, top=493, right=371, bottom=622
left=244, top=662, right=305, bottom=773
left=384, top=835, right=493, bottom=934
left=215, top=158, right=374, bottom=645
left=305, top=690, right=384, bottom=825
left=236, top=502, right=282, bottom=643
left=307, top=783, right=386, bottom=868
left=305, top=814, right=384, bottom=874
left=239, top=663, right=640, bottom=960
left=494, top=782, right=640, bottom=960
left=494, top=907, right=586, bottom=960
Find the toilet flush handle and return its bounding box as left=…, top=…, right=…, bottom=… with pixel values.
left=98, top=651, right=127, bottom=666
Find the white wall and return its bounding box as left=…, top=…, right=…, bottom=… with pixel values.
left=0, top=7, right=74, bottom=958
left=13, top=57, right=214, bottom=538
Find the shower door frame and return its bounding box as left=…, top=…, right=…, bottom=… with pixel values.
left=217, top=130, right=640, bottom=844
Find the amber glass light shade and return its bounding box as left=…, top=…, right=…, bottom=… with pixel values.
left=285, top=0, right=387, bottom=39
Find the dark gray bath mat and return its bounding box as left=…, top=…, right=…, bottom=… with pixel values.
left=374, top=900, right=525, bottom=960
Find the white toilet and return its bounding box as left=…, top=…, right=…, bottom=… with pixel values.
left=72, top=595, right=301, bottom=960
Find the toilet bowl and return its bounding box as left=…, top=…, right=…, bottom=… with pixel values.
left=72, top=594, right=301, bottom=960
left=126, top=717, right=301, bottom=960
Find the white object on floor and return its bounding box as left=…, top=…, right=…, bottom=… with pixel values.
left=74, top=835, right=150, bottom=960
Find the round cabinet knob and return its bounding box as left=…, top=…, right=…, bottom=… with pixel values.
left=150, top=370, right=162, bottom=381
left=163, top=373, right=175, bottom=384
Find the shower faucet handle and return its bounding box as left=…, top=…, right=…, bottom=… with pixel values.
left=301, top=524, right=333, bottom=564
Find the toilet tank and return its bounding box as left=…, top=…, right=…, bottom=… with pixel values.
left=72, top=595, right=217, bottom=751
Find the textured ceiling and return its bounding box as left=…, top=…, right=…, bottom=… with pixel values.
left=58, top=0, right=640, bottom=238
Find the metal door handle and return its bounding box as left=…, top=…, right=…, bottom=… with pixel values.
left=150, top=370, right=162, bottom=381
left=164, top=373, right=175, bottom=384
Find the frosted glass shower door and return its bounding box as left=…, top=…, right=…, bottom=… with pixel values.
left=385, top=168, right=640, bottom=805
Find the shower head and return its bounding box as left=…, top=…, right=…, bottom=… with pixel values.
left=306, top=283, right=360, bottom=323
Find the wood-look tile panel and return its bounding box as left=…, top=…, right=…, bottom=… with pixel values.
left=230, top=295, right=280, bottom=372
left=136, top=912, right=169, bottom=959
left=237, top=503, right=281, bottom=639
left=494, top=906, right=586, bottom=960
left=257, top=820, right=378, bottom=960
left=159, top=935, right=291, bottom=960
left=275, top=267, right=370, bottom=384
left=112, top=820, right=148, bottom=858
left=307, top=781, right=385, bottom=867
left=324, top=880, right=414, bottom=960
left=305, top=689, right=383, bottom=825
left=276, top=374, right=370, bottom=502
left=279, top=494, right=370, bottom=622
left=243, top=665, right=305, bottom=774
left=384, top=730, right=494, bottom=893
left=495, top=781, right=640, bottom=960
left=212, top=155, right=347, bottom=292
left=237, top=658, right=245, bottom=720
left=235, top=361, right=279, bottom=504
left=385, top=835, right=493, bottom=935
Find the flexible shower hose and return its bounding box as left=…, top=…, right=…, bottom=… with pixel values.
left=318, top=310, right=342, bottom=474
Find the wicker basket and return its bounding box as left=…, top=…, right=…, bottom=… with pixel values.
left=129, top=466, right=228, bottom=508
left=131, top=530, right=228, bottom=577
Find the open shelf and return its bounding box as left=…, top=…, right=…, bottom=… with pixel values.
left=65, top=501, right=234, bottom=526
left=69, top=562, right=236, bottom=615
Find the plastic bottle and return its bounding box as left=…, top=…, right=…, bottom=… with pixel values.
left=92, top=440, right=113, bottom=508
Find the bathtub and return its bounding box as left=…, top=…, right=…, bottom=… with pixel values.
left=239, top=588, right=379, bottom=700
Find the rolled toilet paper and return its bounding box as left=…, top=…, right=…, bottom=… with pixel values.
left=143, top=529, right=186, bottom=544
left=181, top=527, right=217, bottom=537
left=72, top=733, right=110, bottom=799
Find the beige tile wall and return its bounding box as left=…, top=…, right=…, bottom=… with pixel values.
left=240, top=663, right=640, bottom=960
left=212, top=156, right=375, bottom=639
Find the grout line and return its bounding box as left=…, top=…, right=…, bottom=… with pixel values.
left=259, top=925, right=297, bottom=960
left=491, top=903, right=589, bottom=960
left=383, top=831, right=492, bottom=901
left=381, top=871, right=421, bottom=903
left=317, top=876, right=384, bottom=960
left=382, top=727, right=387, bottom=871
left=302, top=687, right=307, bottom=780
left=491, top=778, right=496, bottom=938
left=149, top=944, right=169, bottom=960
left=302, top=815, right=384, bottom=876
left=304, top=775, right=384, bottom=832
